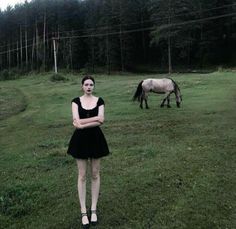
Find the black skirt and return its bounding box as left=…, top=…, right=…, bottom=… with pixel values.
left=67, top=126, right=110, bottom=159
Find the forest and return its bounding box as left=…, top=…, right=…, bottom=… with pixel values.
left=1, top=1, right=236, bottom=228
left=0, top=0, right=236, bottom=75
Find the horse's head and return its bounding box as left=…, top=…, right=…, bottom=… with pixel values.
left=176, top=94, right=182, bottom=107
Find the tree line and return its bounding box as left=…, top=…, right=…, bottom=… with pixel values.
left=0, top=0, right=235, bottom=74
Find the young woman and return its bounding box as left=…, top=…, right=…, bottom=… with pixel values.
left=67, top=76, right=110, bottom=228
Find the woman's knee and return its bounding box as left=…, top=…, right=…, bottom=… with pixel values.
left=78, top=172, right=87, bottom=182
left=91, top=159, right=101, bottom=181
left=91, top=169, right=100, bottom=181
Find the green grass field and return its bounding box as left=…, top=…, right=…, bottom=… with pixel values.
left=0, top=72, right=235, bottom=229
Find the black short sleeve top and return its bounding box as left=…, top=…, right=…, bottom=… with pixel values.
left=72, top=97, right=104, bottom=118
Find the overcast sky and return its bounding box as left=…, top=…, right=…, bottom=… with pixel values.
left=0, top=0, right=27, bottom=11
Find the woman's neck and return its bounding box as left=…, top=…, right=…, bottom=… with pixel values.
left=82, top=94, right=93, bottom=98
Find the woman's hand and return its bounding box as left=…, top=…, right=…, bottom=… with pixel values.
left=73, top=119, right=84, bottom=129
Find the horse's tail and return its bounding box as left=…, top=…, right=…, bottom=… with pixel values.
left=133, top=80, right=143, bottom=102
left=171, top=79, right=182, bottom=107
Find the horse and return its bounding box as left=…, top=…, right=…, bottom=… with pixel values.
left=133, top=78, right=182, bottom=109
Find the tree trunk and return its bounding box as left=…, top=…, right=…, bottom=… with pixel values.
left=8, top=43, right=11, bottom=70
left=168, top=36, right=172, bottom=74
left=69, top=36, right=73, bottom=70
left=0, top=50, right=1, bottom=70
left=106, top=33, right=110, bottom=75
left=119, top=25, right=124, bottom=72
left=31, top=33, right=35, bottom=71
left=20, top=26, right=23, bottom=69
left=25, top=26, right=28, bottom=69
left=92, top=36, right=95, bottom=73
left=43, top=12, right=46, bottom=71
left=141, top=13, right=146, bottom=61
left=35, top=20, right=39, bottom=70
left=119, top=2, right=124, bottom=72
left=168, top=2, right=172, bottom=74
left=56, top=25, right=60, bottom=53
left=17, top=41, right=19, bottom=69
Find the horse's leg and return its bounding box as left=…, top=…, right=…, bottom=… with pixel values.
left=140, top=91, right=144, bottom=109
left=167, top=94, right=171, bottom=108
left=145, top=98, right=149, bottom=109
left=160, top=93, right=168, bottom=107
left=140, top=97, right=143, bottom=109
left=167, top=92, right=173, bottom=108
left=160, top=97, right=166, bottom=107
left=143, top=92, right=149, bottom=109
left=161, top=92, right=171, bottom=108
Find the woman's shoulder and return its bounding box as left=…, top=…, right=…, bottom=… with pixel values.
left=71, top=97, right=80, bottom=104
left=97, top=97, right=105, bottom=106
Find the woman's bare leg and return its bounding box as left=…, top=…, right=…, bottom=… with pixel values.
left=90, top=158, right=101, bottom=222
left=76, top=159, right=89, bottom=225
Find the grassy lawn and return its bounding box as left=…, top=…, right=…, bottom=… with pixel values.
left=0, top=72, right=235, bottom=229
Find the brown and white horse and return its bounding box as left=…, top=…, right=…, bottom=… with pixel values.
left=133, top=78, right=182, bottom=109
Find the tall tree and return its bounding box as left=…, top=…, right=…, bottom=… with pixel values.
left=149, top=0, right=195, bottom=72
left=0, top=0, right=235, bottom=73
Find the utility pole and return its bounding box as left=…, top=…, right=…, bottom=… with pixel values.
left=168, top=0, right=172, bottom=74
left=52, top=37, right=58, bottom=74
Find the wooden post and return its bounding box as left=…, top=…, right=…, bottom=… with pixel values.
left=52, top=38, right=58, bottom=74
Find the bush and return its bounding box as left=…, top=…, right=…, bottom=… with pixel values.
left=0, top=70, right=10, bottom=80
left=0, top=69, right=21, bottom=81
left=50, top=73, right=67, bottom=82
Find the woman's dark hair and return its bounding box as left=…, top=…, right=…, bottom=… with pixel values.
left=81, top=75, right=95, bottom=85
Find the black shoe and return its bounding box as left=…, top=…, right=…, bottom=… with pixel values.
left=90, top=210, right=98, bottom=226
left=81, top=212, right=90, bottom=229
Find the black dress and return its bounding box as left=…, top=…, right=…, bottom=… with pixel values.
left=67, top=97, right=110, bottom=159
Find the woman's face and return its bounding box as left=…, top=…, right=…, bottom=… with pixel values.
left=82, top=79, right=94, bottom=95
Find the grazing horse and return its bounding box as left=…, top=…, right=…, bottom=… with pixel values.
left=133, top=78, right=182, bottom=109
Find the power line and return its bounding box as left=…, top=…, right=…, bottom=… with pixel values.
left=158, top=12, right=236, bottom=30
left=0, top=40, right=46, bottom=55
left=0, top=3, right=236, bottom=50
left=56, top=12, right=236, bottom=39
left=0, top=11, right=236, bottom=56
left=55, top=3, right=236, bottom=37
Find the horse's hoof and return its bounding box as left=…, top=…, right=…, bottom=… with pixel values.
left=167, top=105, right=171, bottom=108
left=160, top=105, right=164, bottom=108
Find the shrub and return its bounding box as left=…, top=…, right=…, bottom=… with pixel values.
left=0, top=70, right=10, bottom=80
left=50, top=73, right=67, bottom=82
left=0, top=69, right=21, bottom=81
